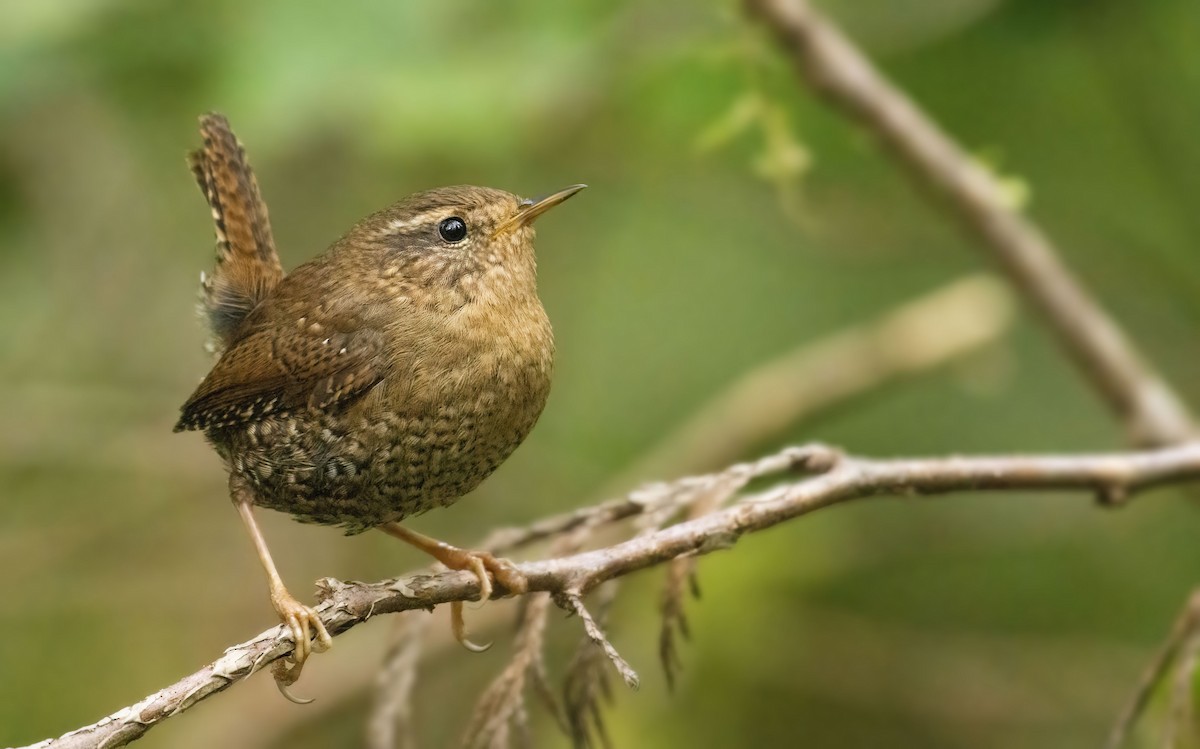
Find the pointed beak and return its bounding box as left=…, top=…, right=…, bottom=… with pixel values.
left=494, top=184, right=587, bottom=236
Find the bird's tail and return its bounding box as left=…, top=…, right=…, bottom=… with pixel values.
left=188, top=113, right=284, bottom=354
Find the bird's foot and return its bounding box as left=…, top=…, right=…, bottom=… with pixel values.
left=445, top=551, right=528, bottom=652
left=448, top=548, right=529, bottom=601
left=269, top=588, right=332, bottom=703
left=378, top=522, right=527, bottom=652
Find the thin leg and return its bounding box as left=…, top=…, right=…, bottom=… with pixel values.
left=233, top=481, right=332, bottom=702
left=378, top=522, right=527, bottom=651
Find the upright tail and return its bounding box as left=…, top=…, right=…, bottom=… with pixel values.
left=188, top=113, right=284, bottom=354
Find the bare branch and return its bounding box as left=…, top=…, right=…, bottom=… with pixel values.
left=742, top=3, right=1200, bottom=741
left=481, top=444, right=826, bottom=562
left=19, top=442, right=1200, bottom=749
left=744, top=0, right=1197, bottom=447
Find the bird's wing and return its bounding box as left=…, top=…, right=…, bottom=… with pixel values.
left=174, top=313, right=386, bottom=432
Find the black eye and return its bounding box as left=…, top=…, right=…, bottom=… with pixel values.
left=438, top=216, right=467, bottom=243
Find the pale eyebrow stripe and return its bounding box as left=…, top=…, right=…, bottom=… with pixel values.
left=388, top=211, right=444, bottom=231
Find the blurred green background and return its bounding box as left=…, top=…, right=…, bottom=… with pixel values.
left=4, top=0, right=1200, bottom=747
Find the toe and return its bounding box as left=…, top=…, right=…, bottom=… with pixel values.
left=311, top=615, right=333, bottom=653
left=297, top=614, right=312, bottom=660
left=287, top=617, right=308, bottom=664
left=466, top=556, right=492, bottom=602
left=483, top=554, right=528, bottom=595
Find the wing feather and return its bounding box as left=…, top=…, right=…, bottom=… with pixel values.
left=174, top=321, right=385, bottom=432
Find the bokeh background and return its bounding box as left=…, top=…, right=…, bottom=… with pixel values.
left=4, top=1, right=1200, bottom=747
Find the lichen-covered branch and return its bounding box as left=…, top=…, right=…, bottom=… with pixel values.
left=744, top=0, right=1197, bottom=447
left=18, top=441, right=1200, bottom=749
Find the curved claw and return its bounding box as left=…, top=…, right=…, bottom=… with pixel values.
left=446, top=552, right=527, bottom=652
left=276, top=677, right=316, bottom=705
left=450, top=600, right=493, bottom=652
left=271, top=659, right=315, bottom=704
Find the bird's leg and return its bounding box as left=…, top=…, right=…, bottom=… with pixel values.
left=232, top=479, right=332, bottom=703
left=378, top=522, right=527, bottom=652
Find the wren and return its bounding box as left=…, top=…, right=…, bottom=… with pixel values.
left=176, top=114, right=582, bottom=698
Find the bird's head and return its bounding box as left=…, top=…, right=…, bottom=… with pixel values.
left=337, top=184, right=585, bottom=305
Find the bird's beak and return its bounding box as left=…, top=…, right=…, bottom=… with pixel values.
left=494, top=184, right=587, bottom=237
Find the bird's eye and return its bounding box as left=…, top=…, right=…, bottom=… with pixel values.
left=438, top=216, right=468, bottom=243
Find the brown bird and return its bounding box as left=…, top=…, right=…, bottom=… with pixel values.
left=177, top=113, right=582, bottom=698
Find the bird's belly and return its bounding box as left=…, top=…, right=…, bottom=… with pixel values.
left=218, top=394, right=545, bottom=534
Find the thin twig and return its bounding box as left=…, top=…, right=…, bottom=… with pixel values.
left=559, top=591, right=638, bottom=691
left=17, top=441, right=1200, bottom=749
left=744, top=0, right=1197, bottom=447
left=563, top=581, right=622, bottom=749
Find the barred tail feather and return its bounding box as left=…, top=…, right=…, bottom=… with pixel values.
left=189, top=113, right=284, bottom=353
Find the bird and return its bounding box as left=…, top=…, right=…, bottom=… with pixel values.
left=176, top=113, right=583, bottom=700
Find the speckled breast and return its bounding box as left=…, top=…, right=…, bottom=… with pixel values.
left=212, top=367, right=551, bottom=534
